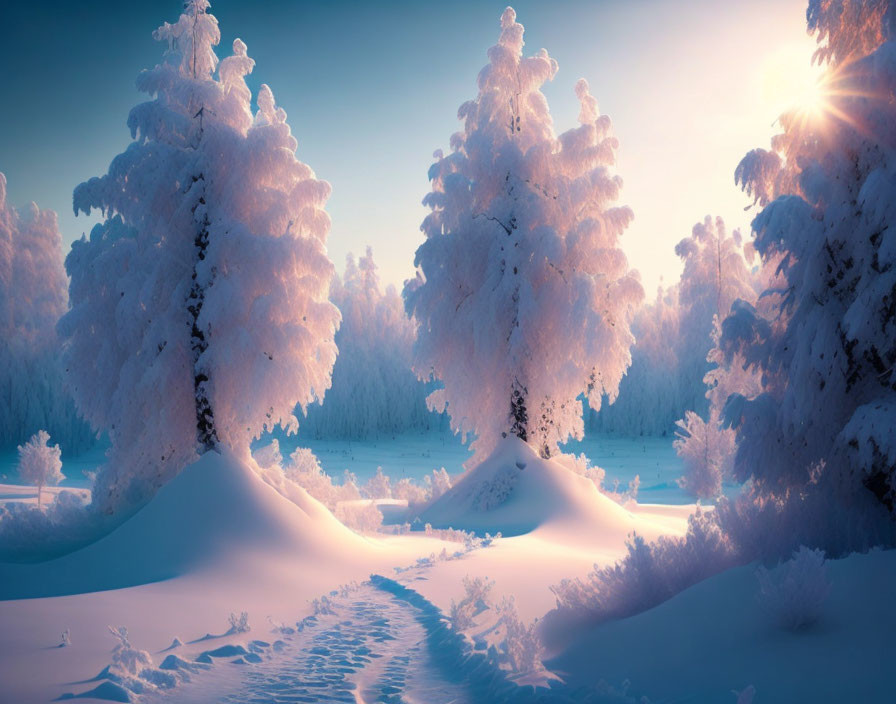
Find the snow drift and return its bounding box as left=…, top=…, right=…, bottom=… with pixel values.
left=0, top=451, right=366, bottom=599
left=419, top=438, right=673, bottom=543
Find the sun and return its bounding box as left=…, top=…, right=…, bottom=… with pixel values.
left=760, top=42, right=828, bottom=121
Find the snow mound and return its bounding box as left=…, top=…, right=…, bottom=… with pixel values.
left=418, top=438, right=669, bottom=542
left=0, top=451, right=365, bottom=599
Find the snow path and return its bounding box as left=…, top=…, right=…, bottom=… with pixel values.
left=150, top=577, right=485, bottom=704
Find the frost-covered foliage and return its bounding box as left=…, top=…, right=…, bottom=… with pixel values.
left=588, top=216, right=758, bottom=437
left=549, top=507, right=739, bottom=626
left=108, top=626, right=153, bottom=678
left=363, top=466, right=393, bottom=499
left=279, top=446, right=361, bottom=509
left=496, top=596, right=544, bottom=676
left=428, top=467, right=453, bottom=501
left=405, top=7, right=642, bottom=463
left=0, top=173, right=92, bottom=454
left=674, top=410, right=732, bottom=499
left=726, top=0, right=896, bottom=516
left=60, top=1, right=339, bottom=513
left=302, top=248, right=443, bottom=439
left=0, top=489, right=107, bottom=563
left=334, top=502, right=384, bottom=534
left=16, top=430, right=64, bottom=507
left=450, top=575, right=494, bottom=630
left=586, top=285, right=682, bottom=436
left=227, top=611, right=250, bottom=634
left=756, top=546, right=831, bottom=630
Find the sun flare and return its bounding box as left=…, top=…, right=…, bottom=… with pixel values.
left=761, top=42, right=827, bottom=120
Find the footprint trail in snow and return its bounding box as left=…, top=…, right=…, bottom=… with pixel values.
left=156, top=581, right=475, bottom=704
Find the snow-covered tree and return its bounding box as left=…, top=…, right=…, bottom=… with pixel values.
left=405, top=7, right=643, bottom=462
left=17, top=430, right=64, bottom=507
left=674, top=216, right=758, bottom=417
left=725, top=0, right=896, bottom=512
left=0, top=174, right=92, bottom=454
left=301, top=248, right=440, bottom=439
left=60, top=0, right=339, bottom=512
left=586, top=284, right=682, bottom=436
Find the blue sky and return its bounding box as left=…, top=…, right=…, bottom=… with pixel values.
left=0, top=0, right=818, bottom=293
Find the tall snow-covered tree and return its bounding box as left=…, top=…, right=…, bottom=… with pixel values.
left=0, top=173, right=91, bottom=453
left=60, top=0, right=339, bottom=512
left=300, top=248, right=439, bottom=439
left=674, top=216, right=758, bottom=417
left=725, top=0, right=896, bottom=512
left=405, top=7, right=643, bottom=462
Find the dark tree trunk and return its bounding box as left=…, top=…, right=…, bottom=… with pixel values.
left=187, top=174, right=218, bottom=453
left=510, top=381, right=528, bottom=442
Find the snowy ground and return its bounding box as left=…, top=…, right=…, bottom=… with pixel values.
left=3, top=436, right=885, bottom=703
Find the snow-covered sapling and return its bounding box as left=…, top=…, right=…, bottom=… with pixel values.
left=16, top=430, right=63, bottom=508
left=227, top=611, right=250, bottom=634
left=756, top=546, right=831, bottom=630
left=450, top=575, right=495, bottom=631
left=405, top=7, right=642, bottom=463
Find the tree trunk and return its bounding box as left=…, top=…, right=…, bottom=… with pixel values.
left=187, top=174, right=219, bottom=453
left=510, top=381, right=528, bottom=442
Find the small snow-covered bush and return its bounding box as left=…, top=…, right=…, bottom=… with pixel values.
left=497, top=597, right=544, bottom=675
left=283, top=447, right=361, bottom=510
left=554, top=452, right=607, bottom=490
left=16, top=430, right=64, bottom=507
left=675, top=410, right=734, bottom=499
left=393, top=477, right=429, bottom=505
left=252, top=440, right=283, bottom=470
left=363, top=466, right=392, bottom=499
left=428, top=467, right=453, bottom=501
left=108, top=626, right=153, bottom=678
left=450, top=575, right=494, bottom=631
left=756, top=546, right=831, bottom=630
left=0, top=489, right=112, bottom=563
left=334, top=502, right=384, bottom=534
left=227, top=612, right=250, bottom=634
left=550, top=506, right=738, bottom=625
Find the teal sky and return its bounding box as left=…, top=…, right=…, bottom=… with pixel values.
left=0, top=0, right=818, bottom=293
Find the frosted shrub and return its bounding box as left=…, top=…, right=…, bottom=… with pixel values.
left=428, top=468, right=453, bottom=501
left=334, top=502, right=384, bottom=534
left=450, top=576, right=494, bottom=631
left=497, top=597, right=544, bottom=675
left=405, top=8, right=642, bottom=464
left=61, top=629, right=71, bottom=647
left=393, top=477, right=429, bottom=506
left=283, top=447, right=361, bottom=510
left=227, top=611, right=250, bottom=634
left=0, top=489, right=110, bottom=563
left=252, top=440, right=283, bottom=470
left=108, top=626, right=153, bottom=678
left=363, top=467, right=392, bottom=500
left=756, top=546, right=831, bottom=630
left=16, top=430, right=64, bottom=508
left=554, top=452, right=606, bottom=490
left=549, top=507, right=737, bottom=625
left=674, top=411, right=732, bottom=499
